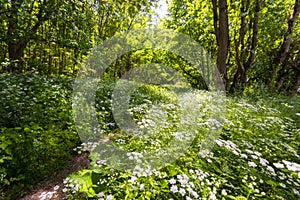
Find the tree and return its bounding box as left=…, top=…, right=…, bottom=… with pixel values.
left=212, top=0, right=229, bottom=89
left=230, top=0, right=261, bottom=91
left=274, top=0, right=300, bottom=67
left=0, top=0, right=157, bottom=74
left=1, top=0, right=66, bottom=72
left=270, top=0, right=300, bottom=91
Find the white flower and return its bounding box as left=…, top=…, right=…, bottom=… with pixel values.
left=279, top=183, right=286, bottom=188
left=254, top=151, right=262, bottom=157
left=215, top=139, right=223, bottom=146
left=267, top=166, right=276, bottom=174
left=106, top=194, right=113, bottom=200
left=74, top=185, right=79, bottom=191
left=54, top=185, right=60, bottom=190
left=231, top=147, right=241, bottom=156
left=273, top=163, right=284, bottom=169
left=249, top=183, right=254, bottom=190
left=248, top=161, right=257, bottom=168
left=169, top=178, right=176, bottom=184
left=240, top=154, right=248, bottom=159
left=245, top=149, right=254, bottom=154
left=98, top=192, right=105, bottom=198
left=293, top=188, right=300, bottom=195
left=140, top=184, right=145, bottom=190
left=221, top=189, right=227, bottom=195
left=63, top=177, right=70, bottom=184
left=182, top=174, right=189, bottom=180
left=209, top=192, right=217, bottom=200
left=39, top=192, right=47, bottom=200
left=179, top=178, right=188, bottom=186
left=189, top=182, right=195, bottom=188
left=170, top=185, right=178, bottom=193
left=179, top=188, right=186, bottom=196
left=191, top=191, right=199, bottom=198
left=259, top=158, right=269, bottom=166
left=282, top=160, right=300, bottom=172
left=130, top=176, right=137, bottom=183
left=259, top=179, right=264, bottom=183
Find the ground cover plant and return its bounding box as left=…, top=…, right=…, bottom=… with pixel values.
left=0, top=73, right=299, bottom=200
left=0, top=73, right=80, bottom=199
left=65, top=78, right=300, bottom=199
left=1, top=0, right=300, bottom=199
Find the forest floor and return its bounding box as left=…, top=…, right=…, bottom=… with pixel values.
left=19, top=153, right=90, bottom=200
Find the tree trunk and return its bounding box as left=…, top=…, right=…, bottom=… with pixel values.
left=212, top=0, right=229, bottom=89
left=292, top=52, right=300, bottom=93
left=275, top=0, right=300, bottom=65
left=230, top=0, right=260, bottom=91
left=5, top=0, right=54, bottom=73
left=6, top=1, right=27, bottom=73
left=271, top=0, right=300, bottom=85
left=242, top=0, right=261, bottom=84
left=7, top=41, right=27, bottom=73
left=218, top=0, right=229, bottom=87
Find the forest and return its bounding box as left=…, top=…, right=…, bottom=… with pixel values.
left=0, top=0, right=300, bottom=199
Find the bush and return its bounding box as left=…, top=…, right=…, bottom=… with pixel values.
left=0, top=73, right=80, bottom=198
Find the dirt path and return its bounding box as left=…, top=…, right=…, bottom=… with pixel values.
left=19, top=153, right=90, bottom=200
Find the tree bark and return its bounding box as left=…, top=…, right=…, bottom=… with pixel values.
left=212, top=0, right=229, bottom=89
left=6, top=0, right=25, bottom=73
left=243, top=0, right=260, bottom=83
left=230, top=0, right=260, bottom=91
left=5, top=0, right=59, bottom=73
left=271, top=0, right=300, bottom=86
left=275, top=0, right=300, bottom=66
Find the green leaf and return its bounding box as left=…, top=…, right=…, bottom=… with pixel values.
left=33, top=1, right=38, bottom=8
left=71, top=170, right=96, bottom=197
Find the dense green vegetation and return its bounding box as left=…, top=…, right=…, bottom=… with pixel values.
left=0, top=73, right=80, bottom=198
left=0, top=0, right=300, bottom=199
left=1, top=0, right=299, bottom=93
left=66, top=80, right=300, bottom=199
left=0, top=74, right=299, bottom=199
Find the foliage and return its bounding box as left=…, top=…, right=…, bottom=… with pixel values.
left=1, top=74, right=299, bottom=199
left=0, top=73, right=80, bottom=198
left=164, top=0, right=300, bottom=92
left=1, top=0, right=300, bottom=199
left=65, top=79, right=300, bottom=199
left=0, top=0, right=157, bottom=74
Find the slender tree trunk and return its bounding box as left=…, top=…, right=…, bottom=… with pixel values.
left=275, top=0, right=300, bottom=66
left=231, top=0, right=260, bottom=91
left=5, top=0, right=55, bottom=73
left=271, top=0, right=300, bottom=86
left=212, top=0, right=229, bottom=89
left=6, top=2, right=27, bottom=73
left=292, top=71, right=300, bottom=93
left=242, top=0, right=261, bottom=84
left=292, top=52, right=300, bottom=93
left=218, top=0, right=229, bottom=87
left=7, top=40, right=27, bottom=73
